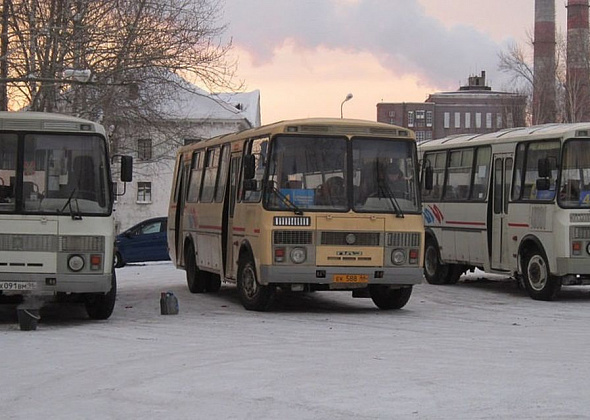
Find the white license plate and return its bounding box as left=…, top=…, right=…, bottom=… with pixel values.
left=0, top=281, right=37, bottom=291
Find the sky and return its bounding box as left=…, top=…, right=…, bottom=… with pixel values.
left=221, top=0, right=568, bottom=125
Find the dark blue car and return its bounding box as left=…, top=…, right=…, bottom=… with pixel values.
left=114, top=217, right=170, bottom=268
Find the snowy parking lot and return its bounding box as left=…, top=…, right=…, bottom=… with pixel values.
left=3, top=262, right=590, bottom=419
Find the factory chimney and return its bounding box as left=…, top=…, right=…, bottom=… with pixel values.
left=533, top=0, right=557, bottom=124
left=566, top=0, right=590, bottom=122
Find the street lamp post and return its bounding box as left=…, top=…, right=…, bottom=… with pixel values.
left=340, top=93, right=353, bottom=118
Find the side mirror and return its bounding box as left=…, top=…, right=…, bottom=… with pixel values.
left=120, top=155, right=133, bottom=182
left=537, top=158, right=551, bottom=178
left=243, top=154, right=256, bottom=180
left=424, top=166, right=433, bottom=190
left=536, top=178, right=551, bottom=191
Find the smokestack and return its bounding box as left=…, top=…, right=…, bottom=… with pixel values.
left=534, top=0, right=557, bottom=124
left=566, top=0, right=590, bottom=122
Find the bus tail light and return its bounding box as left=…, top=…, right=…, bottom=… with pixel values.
left=90, top=254, right=102, bottom=270
left=409, top=249, right=419, bottom=264
left=572, top=241, right=582, bottom=256
left=275, top=247, right=286, bottom=262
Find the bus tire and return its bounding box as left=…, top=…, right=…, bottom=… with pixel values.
left=369, top=285, right=412, bottom=310
left=237, top=256, right=274, bottom=311
left=85, top=272, right=117, bottom=320
left=522, top=249, right=561, bottom=301
left=207, top=274, right=222, bottom=293
left=445, top=264, right=465, bottom=285
left=424, top=238, right=449, bottom=285
left=185, top=242, right=206, bottom=293
left=114, top=251, right=125, bottom=268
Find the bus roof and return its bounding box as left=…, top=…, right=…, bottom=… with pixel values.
left=178, top=117, right=414, bottom=152
left=419, top=123, right=590, bottom=150
left=0, top=111, right=105, bottom=135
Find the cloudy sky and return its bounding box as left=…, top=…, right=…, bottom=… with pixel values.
left=221, top=0, right=568, bottom=124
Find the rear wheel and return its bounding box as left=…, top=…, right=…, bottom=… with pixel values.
left=85, top=272, right=117, bottom=320
left=522, top=249, right=561, bottom=301
left=185, top=243, right=206, bottom=293
left=207, top=274, right=222, bottom=293
left=237, top=256, right=274, bottom=311
left=369, top=285, right=412, bottom=310
left=114, top=251, right=125, bottom=268
left=424, top=238, right=449, bottom=284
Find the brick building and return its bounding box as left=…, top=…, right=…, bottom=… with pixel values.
left=377, top=71, right=527, bottom=141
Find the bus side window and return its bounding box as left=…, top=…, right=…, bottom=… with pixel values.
left=243, top=138, right=268, bottom=203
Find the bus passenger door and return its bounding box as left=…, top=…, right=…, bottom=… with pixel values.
left=223, top=153, right=241, bottom=280
left=490, top=154, right=513, bottom=270
left=174, top=162, right=190, bottom=266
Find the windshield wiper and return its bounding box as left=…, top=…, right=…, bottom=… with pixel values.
left=59, top=188, right=82, bottom=220
left=377, top=181, right=404, bottom=218
left=266, top=183, right=304, bottom=215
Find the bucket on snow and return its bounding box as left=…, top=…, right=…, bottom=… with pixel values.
left=160, top=291, right=179, bottom=315
left=17, top=308, right=41, bottom=331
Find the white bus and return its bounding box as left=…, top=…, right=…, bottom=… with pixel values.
left=0, top=112, right=132, bottom=319
left=419, top=123, right=590, bottom=300
left=168, top=118, right=425, bottom=311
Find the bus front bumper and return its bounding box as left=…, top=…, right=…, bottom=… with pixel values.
left=258, top=265, right=423, bottom=286
left=0, top=273, right=113, bottom=295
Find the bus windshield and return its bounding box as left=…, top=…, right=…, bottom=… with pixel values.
left=264, top=135, right=419, bottom=213
left=0, top=133, right=111, bottom=216
left=559, top=138, right=590, bottom=208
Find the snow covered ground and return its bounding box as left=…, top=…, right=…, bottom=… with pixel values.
left=3, top=262, right=590, bottom=419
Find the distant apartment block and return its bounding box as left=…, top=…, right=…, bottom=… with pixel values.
left=377, top=71, right=527, bottom=141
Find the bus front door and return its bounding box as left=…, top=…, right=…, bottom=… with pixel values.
left=223, top=153, right=241, bottom=280
left=490, top=154, right=513, bottom=270
left=174, top=162, right=190, bottom=266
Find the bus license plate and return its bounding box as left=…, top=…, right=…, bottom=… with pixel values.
left=0, top=281, right=37, bottom=291
left=333, top=274, right=369, bottom=283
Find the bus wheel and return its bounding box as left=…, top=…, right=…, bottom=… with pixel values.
left=114, top=251, right=125, bottom=268
left=85, top=271, right=117, bottom=320
left=207, top=274, right=222, bottom=293
left=185, top=243, right=206, bottom=293
left=237, top=256, right=274, bottom=311
left=445, top=264, right=466, bottom=285
left=522, top=250, right=561, bottom=301
left=369, top=285, right=412, bottom=310
left=424, top=238, right=449, bottom=285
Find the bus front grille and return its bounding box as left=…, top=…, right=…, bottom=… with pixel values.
left=320, top=232, right=380, bottom=246
left=273, top=230, right=313, bottom=245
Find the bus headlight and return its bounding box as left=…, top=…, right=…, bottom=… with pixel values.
left=290, top=247, right=307, bottom=264
left=68, top=254, right=85, bottom=272
left=391, top=249, right=406, bottom=265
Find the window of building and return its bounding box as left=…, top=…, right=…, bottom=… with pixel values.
left=454, top=112, right=461, bottom=128
left=465, top=112, right=471, bottom=129
left=475, top=113, right=482, bottom=128
left=426, top=111, right=433, bottom=127
left=407, top=111, right=415, bottom=127
left=425, top=131, right=433, bottom=140
left=416, top=131, right=425, bottom=142
left=507, top=113, right=514, bottom=128
left=137, top=139, right=152, bottom=161
left=137, top=181, right=152, bottom=203
left=486, top=113, right=492, bottom=129
left=496, top=113, right=502, bottom=129
left=388, top=111, right=395, bottom=117
left=444, top=112, right=450, bottom=129
left=389, top=118, right=395, bottom=125
left=415, top=110, right=425, bottom=119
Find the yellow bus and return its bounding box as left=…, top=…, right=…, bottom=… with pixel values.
left=168, top=118, right=424, bottom=311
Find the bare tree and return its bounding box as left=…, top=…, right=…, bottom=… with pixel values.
left=1, top=0, right=240, bottom=146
